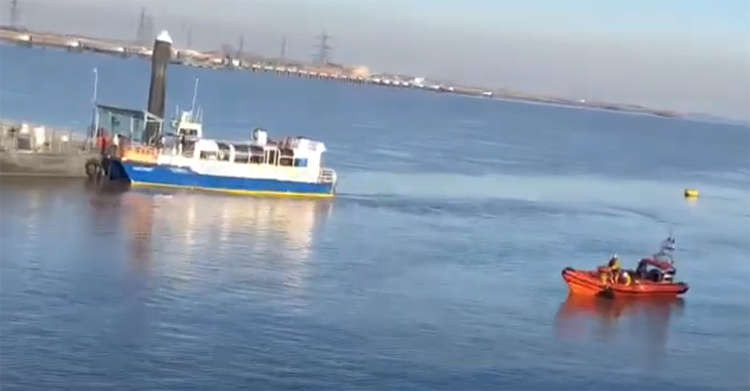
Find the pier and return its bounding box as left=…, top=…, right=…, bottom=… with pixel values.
left=0, top=119, right=96, bottom=177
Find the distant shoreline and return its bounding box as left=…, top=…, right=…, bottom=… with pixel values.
left=1, top=26, right=746, bottom=126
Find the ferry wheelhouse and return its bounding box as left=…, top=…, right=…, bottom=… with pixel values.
left=100, top=105, right=337, bottom=198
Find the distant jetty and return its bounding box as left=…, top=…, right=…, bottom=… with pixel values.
left=0, top=26, right=680, bottom=119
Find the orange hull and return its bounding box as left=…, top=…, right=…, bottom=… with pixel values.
left=561, top=267, right=688, bottom=298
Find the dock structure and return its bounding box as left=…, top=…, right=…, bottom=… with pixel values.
left=0, top=120, right=98, bottom=177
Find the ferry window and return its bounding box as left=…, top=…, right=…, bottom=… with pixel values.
left=267, top=150, right=277, bottom=165
left=180, top=128, right=198, bottom=138
left=182, top=141, right=196, bottom=157
left=97, top=106, right=147, bottom=143
left=250, top=146, right=264, bottom=164
left=279, top=149, right=294, bottom=166
left=234, top=144, right=249, bottom=163
left=293, top=158, right=308, bottom=167
left=132, top=117, right=145, bottom=142
left=217, top=142, right=231, bottom=161
left=234, top=153, right=249, bottom=163
left=200, top=151, right=217, bottom=160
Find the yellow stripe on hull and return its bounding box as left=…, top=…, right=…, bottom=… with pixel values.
left=130, top=181, right=335, bottom=199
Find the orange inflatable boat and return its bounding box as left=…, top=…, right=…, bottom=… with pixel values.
left=561, top=267, right=689, bottom=298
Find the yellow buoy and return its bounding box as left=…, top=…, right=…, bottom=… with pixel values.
left=684, top=188, right=700, bottom=198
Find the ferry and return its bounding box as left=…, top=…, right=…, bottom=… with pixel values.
left=103, top=107, right=337, bottom=198
left=95, top=30, right=337, bottom=198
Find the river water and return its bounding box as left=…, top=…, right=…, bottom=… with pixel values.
left=1, top=44, right=749, bottom=390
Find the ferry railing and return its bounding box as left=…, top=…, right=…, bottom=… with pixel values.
left=319, top=168, right=337, bottom=184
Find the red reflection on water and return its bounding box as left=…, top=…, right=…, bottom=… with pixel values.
left=555, top=293, right=684, bottom=350
left=121, top=193, right=155, bottom=271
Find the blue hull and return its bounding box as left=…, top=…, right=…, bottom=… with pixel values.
left=109, top=160, right=334, bottom=197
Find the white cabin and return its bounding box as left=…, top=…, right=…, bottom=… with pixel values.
left=158, top=127, right=333, bottom=185
left=173, top=110, right=203, bottom=139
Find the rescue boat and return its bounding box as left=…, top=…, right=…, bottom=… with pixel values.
left=561, top=267, right=689, bottom=298
left=563, top=236, right=689, bottom=298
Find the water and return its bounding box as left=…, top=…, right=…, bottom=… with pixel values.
left=1, top=44, right=750, bottom=390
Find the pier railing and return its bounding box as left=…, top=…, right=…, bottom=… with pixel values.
left=0, top=120, right=91, bottom=153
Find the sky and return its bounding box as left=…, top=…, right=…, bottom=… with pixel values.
left=8, top=0, right=750, bottom=120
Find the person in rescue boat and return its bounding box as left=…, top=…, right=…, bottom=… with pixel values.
left=599, top=255, right=620, bottom=284
left=599, top=255, right=632, bottom=286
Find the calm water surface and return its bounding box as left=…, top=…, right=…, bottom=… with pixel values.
left=1, top=44, right=749, bottom=390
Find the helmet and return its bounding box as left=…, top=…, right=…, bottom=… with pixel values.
left=608, top=254, right=621, bottom=268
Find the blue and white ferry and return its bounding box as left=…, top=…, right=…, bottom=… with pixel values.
left=103, top=108, right=337, bottom=198
left=94, top=30, right=335, bottom=198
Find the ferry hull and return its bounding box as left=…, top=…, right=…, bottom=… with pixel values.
left=109, top=160, right=334, bottom=198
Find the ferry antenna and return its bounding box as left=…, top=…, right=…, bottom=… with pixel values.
left=190, top=77, right=199, bottom=114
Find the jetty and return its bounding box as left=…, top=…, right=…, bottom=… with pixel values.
left=0, top=119, right=97, bottom=177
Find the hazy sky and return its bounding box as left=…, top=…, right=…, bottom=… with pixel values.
left=10, top=0, right=750, bottom=120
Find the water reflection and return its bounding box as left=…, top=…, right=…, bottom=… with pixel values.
left=116, top=189, right=333, bottom=281
left=3, top=182, right=44, bottom=262
left=153, top=192, right=333, bottom=257
left=124, top=193, right=155, bottom=270
left=555, top=294, right=684, bottom=360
